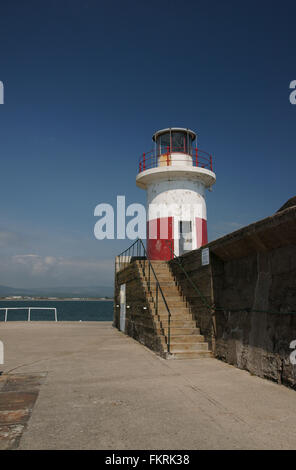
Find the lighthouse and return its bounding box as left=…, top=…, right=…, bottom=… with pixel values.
left=136, top=127, right=216, bottom=260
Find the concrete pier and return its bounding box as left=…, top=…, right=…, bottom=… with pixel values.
left=0, top=321, right=296, bottom=450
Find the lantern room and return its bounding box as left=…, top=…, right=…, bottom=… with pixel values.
left=153, top=128, right=196, bottom=156
left=136, top=127, right=216, bottom=260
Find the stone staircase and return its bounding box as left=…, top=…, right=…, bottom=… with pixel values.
left=137, top=260, right=212, bottom=359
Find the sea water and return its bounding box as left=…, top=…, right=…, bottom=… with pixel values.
left=0, top=300, right=114, bottom=322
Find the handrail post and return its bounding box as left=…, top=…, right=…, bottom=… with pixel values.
left=166, top=146, right=169, bottom=166
left=143, top=153, right=146, bottom=171
left=195, top=148, right=198, bottom=167
left=4, top=308, right=8, bottom=322
left=28, top=308, right=31, bottom=322
left=55, top=308, right=57, bottom=322
left=210, top=155, right=213, bottom=171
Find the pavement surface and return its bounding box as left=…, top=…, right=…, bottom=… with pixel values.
left=0, top=321, right=296, bottom=450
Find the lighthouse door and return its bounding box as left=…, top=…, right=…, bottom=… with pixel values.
left=119, top=284, right=126, bottom=332
left=179, top=221, right=192, bottom=255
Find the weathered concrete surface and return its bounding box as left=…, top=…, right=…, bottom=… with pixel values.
left=0, top=373, right=46, bottom=449
left=1, top=322, right=296, bottom=450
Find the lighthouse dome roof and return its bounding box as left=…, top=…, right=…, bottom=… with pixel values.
left=152, top=127, right=196, bottom=142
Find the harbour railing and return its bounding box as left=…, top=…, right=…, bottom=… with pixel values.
left=117, top=238, right=172, bottom=354
left=0, top=307, right=58, bottom=322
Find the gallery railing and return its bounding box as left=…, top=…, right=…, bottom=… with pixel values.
left=138, top=147, right=213, bottom=173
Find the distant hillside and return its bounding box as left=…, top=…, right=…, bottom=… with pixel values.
left=0, top=285, right=113, bottom=298
left=0, top=285, right=22, bottom=295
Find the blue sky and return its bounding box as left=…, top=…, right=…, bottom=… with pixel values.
left=0, top=0, right=295, bottom=289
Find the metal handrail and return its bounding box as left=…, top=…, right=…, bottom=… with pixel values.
left=165, top=240, right=218, bottom=340
left=117, top=238, right=172, bottom=354
left=165, top=240, right=213, bottom=311
left=139, top=147, right=213, bottom=173
left=0, top=307, right=58, bottom=322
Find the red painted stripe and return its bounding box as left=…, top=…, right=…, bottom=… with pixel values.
left=195, top=217, right=208, bottom=248
left=202, top=218, right=208, bottom=245
left=147, top=217, right=174, bottom=260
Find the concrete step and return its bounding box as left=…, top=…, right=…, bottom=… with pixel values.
left=156, top=315, right=193, bottom=322
left=148, top=296, right=183, bottom=302
left=155, top=307, right=193, bottom=320
left=140, top=271, right=171, bottom=279
left=150, top=296, right=185, bottom=303
left=169, top=334, right=204, bottom=343
left=149, top=301, right=184, bottom=309
left=171, top=351, right=213, bottom=359
left=142, top=278, right=177, bottom=289
left=154, top=307, right=189, bottom=315
left=159, top=320, right=196, bottom=328
left=151, top=271, right=172, bottom=282
left=150, top=301, right=187, bottom=308
left=160, top=327, right=201, bottom=335
left=140, top=276, right=175, bottom=285
left=145, top=285, right=179, bottom=293
left=149, top=266, right=171, bottom=272
left=151, top=271, right=171, bottom=276
left=169, top=342, right=209, bottom=352
left=147, top=286, right=179, bottom=293
left=154, top=313, right=193, bottom=321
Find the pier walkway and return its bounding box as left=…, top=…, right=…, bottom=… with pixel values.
left=0, top=321, right=296, bottom=450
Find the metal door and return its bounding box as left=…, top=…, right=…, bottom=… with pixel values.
left=119, top=284, right=126, bottom=332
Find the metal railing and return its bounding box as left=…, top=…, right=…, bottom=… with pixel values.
left=165, top=240, right=217, bottom=337
left=165, top=240, right=213, bottom=311
left=117, top=239, right=172, bottom=354
left=0, top=307, right=58, bottom=322
left=139, top=147, right=213, bottom=173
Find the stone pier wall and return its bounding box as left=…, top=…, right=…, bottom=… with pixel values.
left=114, top=260, right=164, bottom=356
left=169, top=204, right=296, bottom=388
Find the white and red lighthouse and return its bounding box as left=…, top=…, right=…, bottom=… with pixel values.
left=136, top=127, right=216, bottom=260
